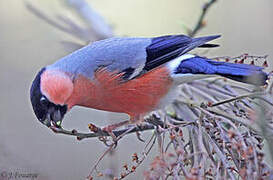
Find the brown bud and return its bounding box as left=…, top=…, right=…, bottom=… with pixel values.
left=87, top=176, right=93, bottom=180
left=76, top=136, right=83, bottom=141
left=247, top=146, right=253, bottom=155
left=123, top=163, right=128, bottom=171
left=228, top=130, right=236, bottom=139
left=263, top=60, right=268, bottom=67
left=132, top=153, right=139, bottom=163
left=262, top=172, right=270, bottom=176
left=238, top=59, right=245, bottom=64
left=241, top=151, right=247, bottom=159
left=120, top=173, right=126, bottom=178
left=190, top=168, right=198, bottom=176
left=72, top=129, right=77, bottom=134
left=131, top=166, right=136, bottom=172
left=207, top=101, right=213, bottom=107
left=205, top=169, right=213, bottom=176
left=97, top=172, right=103, bottom=177
left=228, top=167, right=236, bottom=172
left=168, top=153, right=175, bottom=157
left=88, top=123, right=99, bottom=132
left=212, top=149, right=216, bottom=155
left=178, top=130, right=183, bottom=137
left=169, top=132, right=175, bottom=140
left=257, top=152, right=264, bottom=161
left=225, top=142, right=232, bottom=149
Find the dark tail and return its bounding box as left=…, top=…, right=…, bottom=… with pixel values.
left=180, top=35, right=221, bottom=55
left=212, top=61, right=268, bottom=85
left=175, top=56, right=268, bottom=85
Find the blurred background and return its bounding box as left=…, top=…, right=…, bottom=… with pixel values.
left=0, top=0, right=273, bottom=179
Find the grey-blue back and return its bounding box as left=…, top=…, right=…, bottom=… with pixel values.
left=48, top=37, right=152, bottom=80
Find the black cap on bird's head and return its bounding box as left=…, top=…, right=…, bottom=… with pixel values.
left=30, top=68, right=67, bottom=128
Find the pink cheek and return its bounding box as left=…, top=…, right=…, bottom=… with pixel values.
left=41, top=70, right=74, bottom=105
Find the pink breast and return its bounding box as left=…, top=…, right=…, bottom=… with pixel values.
left=66, top=67, right=173, bottom=117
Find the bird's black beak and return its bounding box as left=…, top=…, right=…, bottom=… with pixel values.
left=43, top=107, right=65, bottom=128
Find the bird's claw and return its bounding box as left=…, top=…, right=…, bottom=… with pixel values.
left=108, top=131, right=118, bottom=148
left=50, top=120, right=56, bottom=127
left=49, top=120, right=62, bottom=129
left=136, top=130, right=145, bottom=142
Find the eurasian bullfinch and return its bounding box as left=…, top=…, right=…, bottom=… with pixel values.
left=30, top=34, right=268, bottom=128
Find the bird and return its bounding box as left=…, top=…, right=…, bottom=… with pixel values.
left=30, top=34, right=268, bottom=130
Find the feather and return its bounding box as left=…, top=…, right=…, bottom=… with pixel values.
left=144, top=35, right=220, bottom=71
left=174, top=56, right=268, bottom=85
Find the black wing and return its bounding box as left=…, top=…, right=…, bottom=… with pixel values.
left=144, top=34, right=220, bottom=71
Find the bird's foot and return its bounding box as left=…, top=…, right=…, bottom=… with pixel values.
left=108, top=131, right=118, bottom=147
left=102, top=120, right=129, bottom=146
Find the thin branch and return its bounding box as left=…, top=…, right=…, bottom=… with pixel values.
left=87, top=142, right=115, bottom=179
left=25, top=0, right=113, bottom=45
left=211, top=91, right=266, bottom=107
left=203, top=129, right=236, bottom=180
left=117, top=133, right=157, bottom=180
left=189, top=0, right=217, bottom=37
left=25, top=2, right=82, bottom=39
left=50, top=123, right=155, bottom=140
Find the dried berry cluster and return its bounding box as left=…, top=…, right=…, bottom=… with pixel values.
left=141, top=75, right=273, bottom=179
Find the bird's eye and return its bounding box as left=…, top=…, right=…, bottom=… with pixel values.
left=40, top=96, right=48, bottom=106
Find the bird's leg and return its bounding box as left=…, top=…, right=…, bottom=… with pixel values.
left=102, top=120, right=130, bottom=132
left=102, top=115, right=144, bottom=144
left=102, top=120, right=130, bottom=144
left=129, top=114, right=144, bottom=124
